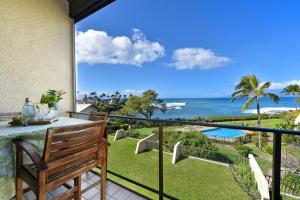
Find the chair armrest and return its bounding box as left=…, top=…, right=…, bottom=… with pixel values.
left=100, top=139, right=110, bottom=147
left=13, top=139, right=48, bottom=171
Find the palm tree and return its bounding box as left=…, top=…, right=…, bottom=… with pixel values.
left=232, top=75, right=280, bottom=149
left=282, top=84, right=300, bottom=109
left=100, top=93, right=106, bottom=99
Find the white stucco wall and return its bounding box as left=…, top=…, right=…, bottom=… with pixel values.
left=248, top=154, right=270, bottom=200
left=0, top=0, right=74, bottom=114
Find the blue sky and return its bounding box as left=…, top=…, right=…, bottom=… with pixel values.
left=76, top=0, right=300, bottom=98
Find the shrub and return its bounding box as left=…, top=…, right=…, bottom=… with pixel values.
left=179, top=131, right=217, bottom=151
left=232, top=164, right=260, bottom=199
left=152, top=129, right=181, bottom=146
left=108, top=121, right=130, bottom=131
left=252, top=132, right=268, bottom=148
left=235, top=143, right=252, bottom=157
left=124, top=129, right=141, bottom=138
left=262, top=144, right=273, bottom=155
left=281, top=172, right=300, bottom=195
left=122, top=124, right=129, bottom=130
left=107, top=121, right=122, bottom=131
left=152, top=129, right=217, bottom=152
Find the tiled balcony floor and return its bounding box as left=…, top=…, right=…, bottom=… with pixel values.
left=19, top=172, right=148, bottom=200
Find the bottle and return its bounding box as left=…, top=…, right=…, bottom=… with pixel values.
left=21, top=98, right=35, bottom=119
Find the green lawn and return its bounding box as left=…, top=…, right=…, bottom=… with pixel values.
left=136, top=126, right=182, bottom=136
left=107, top=136, right=249, bottom=200
left=216, top=144, right=239, bottom=155
left=215, top=143, right=272, bottom=174
left=221, top=118, right=284, bottom=128
left=250, top=146, right=272, bottom=173
left=134, top=119, right=277, bottom=174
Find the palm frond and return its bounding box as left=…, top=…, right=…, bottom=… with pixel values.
left=282, top=84, right=300, bottom=95
left=232, top=75, right=259, bottom=101
left=258, top=82, right=271, bottom=95
left=263, top=93, right=280, bottom=103
left=241, top=96, right=256, bottom=112
left=231, top=89, right=250, bottom=102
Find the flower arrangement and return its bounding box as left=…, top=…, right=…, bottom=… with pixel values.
left=40, top=90, right=66, bottom=108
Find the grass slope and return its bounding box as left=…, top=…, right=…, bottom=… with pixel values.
left=107, top=136, right=249, bottom=200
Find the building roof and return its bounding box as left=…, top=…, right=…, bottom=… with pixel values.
left=69, top=0, right=115, bottom=22
left=76, top=103, right=93, bottom=112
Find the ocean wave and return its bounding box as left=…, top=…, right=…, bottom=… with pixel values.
left=243, top=107, right=296, bottom=114
left=165, top=102, right=186, bottom=109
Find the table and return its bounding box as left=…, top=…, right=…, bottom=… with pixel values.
left=0, top=117, right=92, bottom=200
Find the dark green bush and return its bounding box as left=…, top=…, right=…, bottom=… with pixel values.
left=122, top=124, right=129, bottom=130
left=107, top=121, right=130, bottom=131
left=235, top=143, right=252, bottom=157
left=107, top=121, right=122, bottom=130
left=179, top=131, right=217, bottom=151
left=262, top=144, right=273, bottom=155
left=281, top=172, right=300, bottom=195
left=152, top=129, right=216, bottom=151
left=124, top=129, right=141, bottom=138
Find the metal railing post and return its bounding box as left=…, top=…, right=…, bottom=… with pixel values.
left=272, top=132, right=282, bottom=200
left=158, top=122, right=164, bottom=200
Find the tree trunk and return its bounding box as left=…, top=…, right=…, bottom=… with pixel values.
left=257, top=101, right=262, bottom=149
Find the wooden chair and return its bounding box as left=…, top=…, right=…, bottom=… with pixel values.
left=14, top=121, right=109, bottom=200
left=88, top=111, right=108, bottom=122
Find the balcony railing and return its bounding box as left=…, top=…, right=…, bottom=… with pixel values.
left=68, top=111, right=300, bottom=200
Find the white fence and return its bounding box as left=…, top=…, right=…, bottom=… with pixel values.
left=248, top=154, right=270, bottom=200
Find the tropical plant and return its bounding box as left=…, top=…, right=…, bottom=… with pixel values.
left=97, top=100, right=124, bottom=114
left=235, top=143, right=252, bottom=157
left=232, top=75, right=280, bottom=149
left=282, top=84, right=300, bottom=109
left=232, top=164, right=260, bottom=199
left=120, top=90, right=161, bottom=118
left=100, top=93, right=106, bottom=99
left=40, top=89, right=66, bottom=107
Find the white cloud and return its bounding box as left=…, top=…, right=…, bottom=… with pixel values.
left=269, top=80, right=300, bottom=90
left=169, top=48, right=230, bottom=70
left=75, top=29, right=165, bottom=66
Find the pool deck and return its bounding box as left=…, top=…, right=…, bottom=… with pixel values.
left=176, top=126, right=252, bottom=135
left=176, top=126, right=253, bottom=142
left=175, top=126, right=217, bottom=132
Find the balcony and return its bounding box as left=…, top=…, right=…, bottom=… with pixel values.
left=1, top=1, right=300, bottom=199
left=19, top=171, right=147, bottom=200
left=68, top=112, right=300, bottom=200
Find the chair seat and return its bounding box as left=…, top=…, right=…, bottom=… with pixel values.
left=23, top=158, right=97, bottom=184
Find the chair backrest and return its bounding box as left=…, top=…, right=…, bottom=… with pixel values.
left=43, top=121, right=106, bottom=182
left=88, top=111, right=108, bottom=122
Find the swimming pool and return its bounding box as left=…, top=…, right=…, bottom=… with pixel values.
left=202, top=128, right=245, bottom=138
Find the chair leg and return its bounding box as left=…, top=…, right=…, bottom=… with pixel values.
left=37, top=171, right=46, bottom=200
left=101, top=158, right=107, bottom=200
left=37, top=191, right=46, bottom=200
left=16, top=176, right=23, bottom=200
left=74, top=176, right=81, bottom=200
left=16, top=145, right=24, bottom=200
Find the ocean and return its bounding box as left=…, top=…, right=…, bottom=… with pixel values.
left=153, top=97, right=297, bottom=119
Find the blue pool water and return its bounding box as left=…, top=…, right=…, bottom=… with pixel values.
left=202, top=128, right=245, bottom=138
